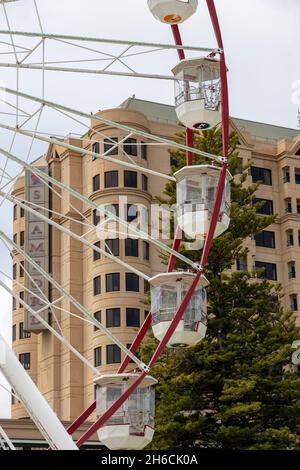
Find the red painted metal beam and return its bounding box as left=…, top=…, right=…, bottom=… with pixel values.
left=186, top=128, right=194, bottom=166
left=171, top=24, right=185, bottom=60
left=66, top=401, right=96, bottom=435
left=206, top=0, right=230, bottom=158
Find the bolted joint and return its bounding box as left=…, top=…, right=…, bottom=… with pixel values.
left=140, top=362, right=151, bottom=374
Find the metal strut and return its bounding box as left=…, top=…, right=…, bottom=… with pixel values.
left=61, top=0, right=230, bottom=448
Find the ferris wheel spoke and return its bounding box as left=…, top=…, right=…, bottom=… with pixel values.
left=0, top=229, right=149, bottom=372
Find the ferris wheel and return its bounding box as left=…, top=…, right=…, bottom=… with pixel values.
left=0, top=0, right=230, bottom=450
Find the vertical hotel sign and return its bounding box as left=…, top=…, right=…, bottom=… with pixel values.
left=24, top=168, right=50, bottom=332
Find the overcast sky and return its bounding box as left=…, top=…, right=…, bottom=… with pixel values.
left=0, top=0, right=299, bottom=419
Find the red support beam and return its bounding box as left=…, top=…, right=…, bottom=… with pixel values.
left=206, top=0, right=230, bottom=158
left=66, top=401, right=96, bottom=435
left=186, top=128, right=194, bottom=166
left=171, top=24, right=185, bottom=60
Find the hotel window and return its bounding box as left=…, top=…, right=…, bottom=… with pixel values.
left=92, top=142, right=100, bottom=161
left=254, top=231, right=275, bottom=249
left=123, top=138, right=137, bottom=157
left=20, top=231, right=25, bottom=247
left=250, top=166, right=272, bottom=185
left=144, top=279, right=150, bottom=294
left=104, top=137, right=118, bottom=156
left=282, top=167, right=290, bottom=183
left=19, top=291, right=24, bottom=308
left=93, top=276, right=101, bottom=296
left=20, top=205, right=25, bottom=218
left=93, top=174, right=100, bottom=192
left=285, top=198, right=292, bottom=214
left=105, top=171, right=118, bottom=188
left=126, top=273, right=139, bottom=292
left=13, top=263, right=17, bottom=280
left=13, top=234, right=17, bottom=244
left=236, top=257, right=247, bottom=271
left=94, top=311, right=101, bottom=331
left=13, top=205, right=17, bottom=220
left=143, top=241, right=150, bottom=260
left=126, top=308, right=140, bottom=327
left=141, top=142, right=147, bottom=160
left=145, top=310, right=150, bottom=319
left=13, top=297, right=16, bottom=311
left=124, top=171, right=137, bottom=188
left=125, top=238, right=139, bottom=257
left=288, top=262, right=296, bottom=279
left=253, top=198, right=274, bottom=215
left=126, top=204, right=138, bottom=222
left=105, top=239, right=119, bottom=257
left=19, top=322, right=31, bottom=339
left=142, top=174, right=148, bottom=191
left=19, top=353, right=30, bottom=370
left=106, top=273, right=120, bottom=292
left=20, top=261, right=24, bottom=277
left=295, top=169, right=300, bottom=184
left=255, top=261, right=277, bottom=281
left=106, top=344, right=121, bottom=364
left=104, top=203, right=119, bottom=218
left=93, top=209, right=100, bottom=226
left=12, top=324, right=16, bottom=342
left=287, top=230, right=294, bottom=247
left=94, top=347, right=102, bottom=367
left=93, top=241, right=101, bottom=261
left=297, top=199, right=300, bottom=215
left=106, top=308, right=121, bottom=328
left=290, top=294, right=298, bottom=312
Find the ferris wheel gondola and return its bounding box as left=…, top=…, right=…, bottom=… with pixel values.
left=147, top=0, right=198, bottom=24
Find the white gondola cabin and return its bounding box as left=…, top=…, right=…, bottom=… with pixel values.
left=94, top=374, right=157, bottom=450
left=147, top=0, right=198, bottom=24
left=172, top=57, right=222, bottom=130
left=149, top=272, right=209, bottom=348
left=174, top=164, right=231, bottom=241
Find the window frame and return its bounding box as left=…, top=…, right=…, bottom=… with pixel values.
left=104, top=170, right=119, bottom=188
left=125, top=238, right=139, bottom=257
left=19, top=352, right=31, bottom=370
left=93, top=275, right=101, bottom=296
left=123, top=138, right=137, bottom=157
left=106, top=273, right=120, bottom=292
left=106, top=308, right=121, bottom=328
left=94, top=347, right=102, bottom=367
left=92, top=174, right=100, bottom=192
left=106, top=344, right=121, bottom=364
left=104, top=137, right=118, bottom=156
left=125, top=272, right=139, bottom=292
left=124, top=171, right=138, bottom=188
left=250, top=166, right=272, bottom=185
left=126, top=308, right=140, bottom=327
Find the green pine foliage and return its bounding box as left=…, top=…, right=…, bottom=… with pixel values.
left=143, top=127, right=300, bottom=450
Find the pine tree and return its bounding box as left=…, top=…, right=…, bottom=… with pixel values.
left=143, top=127, right=300, bottom=450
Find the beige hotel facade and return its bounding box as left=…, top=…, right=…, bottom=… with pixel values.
left=9, top=97, right=300, bottom=426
